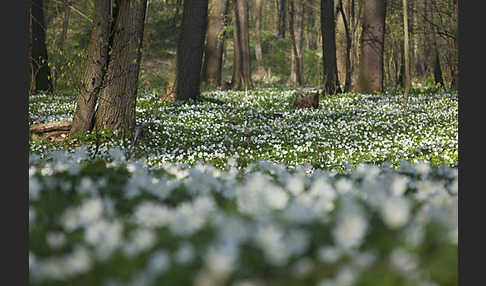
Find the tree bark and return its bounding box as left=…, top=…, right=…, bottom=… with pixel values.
left=30, top=0, right=53, bottom=92
left=277, top=0, right=287, bottom=37
left=94, top=0, right=148, bottom=133
left=254, top=0, right=266, bottom=78
left=202, top=0, right=230, bottom=87
left=321, top=0, right=341, bottom=94
left=70, top=0, right=111, bottom=135
left=357, top=0, right=386, bottom=93
left=336, top=0, right=352, bottom=92
left=231, top=0, right=252, bottom=90
left=402, top=0, right=410, bottom=108
left=289, top=0, right=304, bottom=86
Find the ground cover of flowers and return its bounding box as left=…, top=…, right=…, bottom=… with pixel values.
left=29, top=87, right=458, bottom=286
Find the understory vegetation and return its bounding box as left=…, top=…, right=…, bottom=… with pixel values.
left=29, top=86, right=457, bottom=286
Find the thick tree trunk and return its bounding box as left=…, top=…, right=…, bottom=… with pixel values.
left=164, top=0, right=208, bottom=101
left=321, top=0, right=341, bottom=94
left=94, top=0, right=148, bottom=133
left=70, top=0, right=111, bottom=135
left=254, top=0, right=266, bottom=78
left=202, top=0, right=230, bottom=87
left=231, top=0, right=252, bottom=90
left=357, top=0, right=386, bottom=94
left=30, top=0, right=53, bottom=92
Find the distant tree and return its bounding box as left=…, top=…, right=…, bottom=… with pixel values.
left=202, top=0, right=230, bottom=87
left=357, top=0, right=386, bottom=93
left=93, top=0, right=148, bottom=133
left=321, top=0, right=341, bottom=94
left=231, top=0, right=252, bottom=90
left=30, top=0, right=53, bottom=92
left=70, top=0, right=111, bottom=134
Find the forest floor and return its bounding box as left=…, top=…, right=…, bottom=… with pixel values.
left=29, top=86, right=458, bottom=286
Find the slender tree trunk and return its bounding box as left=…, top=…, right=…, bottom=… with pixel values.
left=335, top=0, right=346, bottom=90
left=426, top=0, right=443, bottom=86
left=254, top=0, right=266, bottom=78
left=231, top=0, right=252, bottom=90
left=70, top=0, right=111, bottom=135
left=402, top=0, right=410, bottom=108
left=289, top=0, right=297, bottom=86
left=357, top=0, right=386, bottom=93
left=321, top=0, right=341, bottom=94
left=58, top=1, right=71, bottom=52
left=202, top=0, right=230, bottom=87
left=94, top=0, right=148, bottom=133
left=278, top=0, right=287, bottom=37
left=30, top=0, right=53, bottom=92
left=289, top=0, right=304, bottom=86
left=337, top=0, right=352, bottom=91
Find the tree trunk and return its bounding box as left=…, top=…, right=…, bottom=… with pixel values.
left=231, top=0, right=252, bottom=90
left=402, top=0, right=410, bottom=108
left=58, top=1, right=71, bottom=52
left=164, top=0, right=208, bottom=101
left=337, top=0, right=352, bottom=92
left=94, top=0, right=148, bottom=133
left=289, top=0, right=304, bottom=86
left=357, top=0, right=386, bottom=93
left=70, top=0, right=111, bottom=135
left=321, top=0, right=341, bottom=94
left=254, top=0, right=266, bottom=78
left=277, top=0, right=287, bottom=37
left=30, top=0, right=53, bottom=92
left=202, top=0, right=230, bottom=87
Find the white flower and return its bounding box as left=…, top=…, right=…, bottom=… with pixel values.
left=263, top=185, right=289, bottom=210
left=146, top=249, right=170, bottom=275
left=84, top=219, right=122, bottom=260
left=122, top=228, right=156, bottom=257
left=333, top=213, right=368, bottom=250
left=286, top=173, right=305, bottom=196
left=335, top=178, right=353, bottom=194
left=390, top=175, right=409, bottom=196
left=317, top=246, right=342, bottom=263
left=389, top=248, right=418, bottom=274
left=78, top=198, right=104, bottom=226
left=335, top=266, right=357, bottom=286
left=46, top=232, right=66, bottom=249
left=381, top=197, right=410, bottom=229
left=174, top=242, right=195, bottom=265
left=205, top=245, right=237, bottom=275
left=133, top=201, right=172, bottom=228
left=64, top=246, right=93, bottom=275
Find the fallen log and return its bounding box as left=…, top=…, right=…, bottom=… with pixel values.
left=30, top=120, right=72, bottom=134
